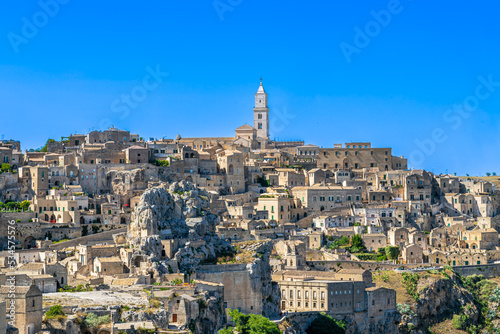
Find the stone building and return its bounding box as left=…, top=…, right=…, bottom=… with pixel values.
left=274, top=240, right=306, bottom=270
left=0, top=284, right=42, bottom=334
left=253, top=80, right=269, bottom=140
left=401, top=244, right=423, bottom=264
left=316, top=142, right=407, bottom=171
left=273, top=269, right=395, bottom=317
left=256, top=194, right=294, bottom=223
left=93, top=257, right=125, bottom=275
left=362, top=233, right=387, bottom=252
left=388, top=227, right=409, bottom=248
left=291, top=184, right=362, bottom=212
left=459, top=228, right=499, bottom=250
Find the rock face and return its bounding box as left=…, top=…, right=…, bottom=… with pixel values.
left=348, top=311, right=401, bottom=334
left=126, top=180, right=227, bottom=277
left=398, top=271, right=479, bottom=333
left=128, top=180, right=217, bottom=241
left=247, top=242, right=281, bottom=317
left=108, top=168, right=150, bottom=196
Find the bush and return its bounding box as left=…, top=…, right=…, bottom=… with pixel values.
left=452, top=314, right=468, bottom=330
left=45, top=305, right=65, bottom=319
left=227, top=308, right=280, bottom=334
left=328, top=236, right=350, bottom=250
left=84, top=313, right=111, bottom=328
left=401, top=273, right=420, bottom=302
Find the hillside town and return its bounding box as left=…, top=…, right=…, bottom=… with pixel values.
left=1, top=81, right=500, bottom=334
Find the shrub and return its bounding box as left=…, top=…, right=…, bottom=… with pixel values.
left=84, top=313, right=111, bottom=328
left=227, top=308, right=280, bottom=334
left=45, top=305, right=65, bottom=319
left=452, top=314, right=468, bottom=330
left=396, top=303, right=413, bottom=315
left=401, top=273, right=420, bottom=302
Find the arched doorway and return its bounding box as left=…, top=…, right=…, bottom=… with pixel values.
left=343, top=158, right=350, bottom=169
left=23, top=236, right=36, bottom=249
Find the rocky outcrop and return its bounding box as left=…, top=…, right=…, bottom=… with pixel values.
left=126, top=180, right=228, bottom=277
left=398, top=271, right=479, bottom=332
left=349, top=311, right=401, bottom=334
left=108, top=168, right=150, bottom=196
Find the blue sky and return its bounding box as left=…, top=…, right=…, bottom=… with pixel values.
left=0, top=0, right=499, bottom=175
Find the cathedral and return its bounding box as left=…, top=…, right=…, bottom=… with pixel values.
left=234, top=80, right=273, bottom=150
left=174, top=80, right=303, bottom=151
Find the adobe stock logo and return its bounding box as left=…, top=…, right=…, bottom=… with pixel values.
left=213, top=0, right=243, bottom=21
left=7, top=0, right=71, bottom=54
left=99, top=65, right=169, bottom=130
left=270, top=106, right=295, bottom=138
left=339, top=0, right=408, bottom=64
left=409, top=74, right=500, bottom=168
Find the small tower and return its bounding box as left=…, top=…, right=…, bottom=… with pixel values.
left=253, top=78, right=269, bottom=139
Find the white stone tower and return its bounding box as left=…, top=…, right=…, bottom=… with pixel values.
left=253, top=79, right=269, bottom=139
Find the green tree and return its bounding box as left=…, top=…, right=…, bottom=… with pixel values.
left=306, top=312, right=346, bottom=334
left=40, top=138, right=56, bottom=152
left=350, top=234, right=365, bottom=250
left=385, top=246, right=400, bottom=261
left=82, top=225, right=88, bottom=236
left=256, top=176, right=270, bottom=188
left=227, top=309, right=280, bottom=334
left=486, top=172, right=491, bottom=177
left=19, top=200, right=31, bottom=211
left=1, top=163, right=10, bottom=172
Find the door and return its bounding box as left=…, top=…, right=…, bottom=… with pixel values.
left=172, top=314, right=177, bottom=323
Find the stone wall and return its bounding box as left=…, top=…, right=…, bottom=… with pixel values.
left=307, top=260, right=429, bottom=272
left=49, top=227, right=126, bottom=250
left=453, top=263, right=500, bottom=278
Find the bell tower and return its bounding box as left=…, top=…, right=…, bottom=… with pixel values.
left=253, top=78, right=269, bottom=139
